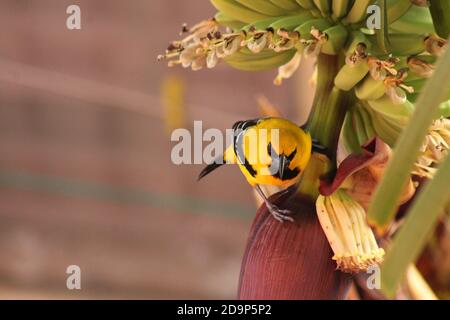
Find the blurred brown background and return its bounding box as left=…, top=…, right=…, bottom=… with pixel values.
left=0, top=0, right=315, bottom=299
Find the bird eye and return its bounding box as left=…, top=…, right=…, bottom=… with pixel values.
left=287, top=149, right=297, bottom=161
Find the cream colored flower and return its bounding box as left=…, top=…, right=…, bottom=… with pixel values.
left=316, top=189, right=385, bottom=273
left=303, top=27, right=327, bottom=59
left=270, top=29, right=300, bottom=53
left=180, top=19, right=219, bottom=45
left=413, top=118, right=450, bottom=178
left=245, top=30, right=272, bottom=53
left=273, top=51, right=302, bottom=86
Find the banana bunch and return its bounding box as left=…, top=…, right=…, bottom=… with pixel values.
left=161, top=0, right=447, bottom=76
left=210, top=0, right=376, bottom=26
left=160, top=0, right=448, bottom=146
left=224, top=48, right=296, bottom=71
left=210, top=12, right=352, bottom=72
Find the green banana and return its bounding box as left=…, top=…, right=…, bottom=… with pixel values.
left=242, top=17, right=284, bottom=31
left=367, top=95, right=414, bottom=122
left=369, top=33, right=427, bottom=56
left=268, top=12, right=315, bottom=31
left=344, top=30, right=371, bottom=56
left=334, top=59, right=369, bottom=91
left=370, top=107, right=404, bottom=146
left=235, top=0, right=288, bottom=16
left=332, top=0, right=354, bottom=20
left=440, top=100, right=450, bottom=118
left=295, top=0, right=315, bottom=9
left=386, top=0, right=412, bottom=24
left=269, top=0, right=302, bottom=11
left=294, top=18, right=332, bottom=39
left=404, top=77, right=426, bottom=93
left=210, top=0, right=269, bottom=23
left=429, top=0, right=450, bottom=38
left=389, top=5, right=436, bottom=35
left=224, top=48, right=296, bottom=71
left=342, top=0, right=374, bottom=24
left=321, top=24, right=349, bottom=55
left=214, top=12, right=247, bottom=30
left=310, top=7, right=324, bottom=17
left=312, top=0, right=331, bottom=16
left=406, top=92, right=420, bottom=103
left=355, top=74, right=386, bottom=101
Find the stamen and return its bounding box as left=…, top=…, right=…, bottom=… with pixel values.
left=383, top=69, right=414, bottom=104
left=368, top=56, right=399, bottom=81
left=345, top=44, right=367, bottom=66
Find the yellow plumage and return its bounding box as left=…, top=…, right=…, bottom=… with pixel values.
left=199, top=117, right=313, bottom=222
left=223, top=118, right=311, bottom=187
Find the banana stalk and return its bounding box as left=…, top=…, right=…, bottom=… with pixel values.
left=342, top=108, right=363, bottom=153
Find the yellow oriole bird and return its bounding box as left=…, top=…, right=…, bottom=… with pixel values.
left=199, top=117, right=323, bottom=222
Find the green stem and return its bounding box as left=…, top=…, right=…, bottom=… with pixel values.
left=307, top=54, right=348, bottom=155
left=298, top=54, right=349, bottom=200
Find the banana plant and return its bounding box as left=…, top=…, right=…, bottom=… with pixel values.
left=159, top=0, right=450, bottom=299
